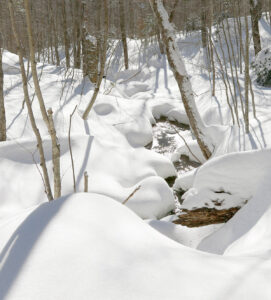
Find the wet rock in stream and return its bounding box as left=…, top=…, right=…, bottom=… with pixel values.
left=150, top=117, right=199, bottom=175
left=149, top=117, right=239, bottom=227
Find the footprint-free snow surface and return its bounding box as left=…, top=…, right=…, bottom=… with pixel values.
left=2, top=16, right=271, bottom=299
left=1, top=193, right=271, bottom=300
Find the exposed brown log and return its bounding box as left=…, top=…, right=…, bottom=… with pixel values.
left=173, top=207, right=240, bottom=227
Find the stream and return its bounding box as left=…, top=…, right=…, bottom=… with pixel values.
left=150, top=117, right=200, bottom=182
left=146, top=117, right=200, bottom=205
left=148, top=117, right=240, bottom=227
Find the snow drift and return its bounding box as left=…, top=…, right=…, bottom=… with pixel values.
left=1, top=193, right=271, bottom=300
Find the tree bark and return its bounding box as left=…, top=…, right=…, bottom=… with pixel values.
left=24, top=0, right=61, bottom=198
left=250, top=0, right=263, bottom=56
left=149, top=0, right=213, bottom=159
left=8, top=0, right=53, bottom=200
left=82, top=0, right=109, bottom=120
left=169, top=0, right=179, bottom=23
left=244, top=12, right=250, bottom=134
left=119, top=0, right=129, bottom=69
left=48, top=108, right=61, bottom=198
left=81, top=3, right=98, bottom=82
left=49, top=0, right=60, bottom=66
left=0, top=37, right=6, bottom=142
left=61, top=0, right=70, bottom=68
left=74, top=0, right=82, bottom=69
left=201, top=0, right=208, bottom=49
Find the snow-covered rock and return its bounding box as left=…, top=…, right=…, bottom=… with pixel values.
left=175, top=148, right=271, bottom=211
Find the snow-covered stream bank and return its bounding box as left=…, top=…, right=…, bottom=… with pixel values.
left=150, top=117, right=200, bottom=175
left=2, top=15, right=271, bottom=298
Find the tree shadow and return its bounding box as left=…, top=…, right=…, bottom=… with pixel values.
left=255, top=117, right=267, bottom=148
left=154, top=55, right=171, bottom=94
left=213, top=96, right=224, bottom=124
left=6, top=106, right=25, bottom=132
left=0, top=196, right=68, bottom=299
left=75, top=128, right=93, bottom=188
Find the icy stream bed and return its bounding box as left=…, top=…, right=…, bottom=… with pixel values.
left=149, top=117, right=200, bottom=177
left=146, top=117, right=200, bottom=207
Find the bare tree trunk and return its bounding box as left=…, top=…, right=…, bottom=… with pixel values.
left=207, top=0, right=215, bottom=96
left=84, top=171, right=88, bottom=192
left=225, top=16, right=245, bottom=118
left=8, top=0, right=53, bottom=201
left=250, top=0, right=263, bottom=56
left=48, top=108, right=61, bottom=198
left=61, top=0, right=70, bottom=68
left=95, top=1, right=102, bottom=75
left=119, top=0, right=129, bottom=69
left=219, top=21, right=240, bottom=126
left=24, top=0, right=61, bottom=198
left=211, top=38, right=235, bottom=125
left=82, top=0, right=109, bottom=120
left=74, top=0, right=82, bottom=69
left=49, top=0, right=60, bottom=66
left=0, top=41, right=6, bottom=142
left=24, top=0, right=49, bottom=126
left=201, top=0, right=208, bottom=49
left=81, top=3, right=98, bottom=82
left=150, top=0, right=213, bottom=159
left=169, top=0, right=179, bottom=23
left=244, top=11, right=250, bottom=134
left=156, top=26, right=165, bottom=55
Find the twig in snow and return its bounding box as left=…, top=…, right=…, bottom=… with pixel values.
left=118, top=69, right=142, bottom=84
left=122, top=185, right=141, bottom=205
left=84, top=171, right=88, bottom=192
left=171, top=125, right=202, bottom=164
left=68, top=105, right=77, bottom=193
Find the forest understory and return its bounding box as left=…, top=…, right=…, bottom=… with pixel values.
left=1, top=0, right=271, bottom=299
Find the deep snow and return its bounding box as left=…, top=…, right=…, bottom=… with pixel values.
left=1, top=193, right=271, bottom=300
left=1, top=14, right=271, bottom=299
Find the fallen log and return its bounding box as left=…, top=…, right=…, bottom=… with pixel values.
left=173, top=207, right=240, bottom=227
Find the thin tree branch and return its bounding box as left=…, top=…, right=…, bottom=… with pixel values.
left=122, top=185, right=141, bottom=205
left=68, top=105, right=77, bottom=193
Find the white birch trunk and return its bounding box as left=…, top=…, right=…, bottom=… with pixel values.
left=149, top=0, right=213, bottom=159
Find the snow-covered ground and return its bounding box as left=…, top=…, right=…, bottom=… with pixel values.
left=1, top=16, right=271, bottom=299
left=1, top=193, right=271, bottom=300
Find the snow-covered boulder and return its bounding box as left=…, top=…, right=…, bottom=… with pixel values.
left=198, top=171, right=271, bottom=255
left=175, top=148, right=271, bottom=211
left=252, top=47, right=271, bottom=87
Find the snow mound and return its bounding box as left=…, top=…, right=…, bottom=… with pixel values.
left=1, top=193, right=271, bottom=300
left=0, top=135, right=176, bottom=220
left=199, top=170, right=271, bottom=255
left=175, top=148, right=271, bottom=210
left=147, top=219, right=222, bottom=248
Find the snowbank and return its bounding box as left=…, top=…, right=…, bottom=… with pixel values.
left=199, top=170, right=271, bottom=255
left=1, top=193, right=271, bottom=299
left=0, top=135, right=176, bottom=220
left=175, top=148, right=271, bottom=210
left=147, top=219, right=222, bottom=248
left=1, top=50, right=177, bottom=221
